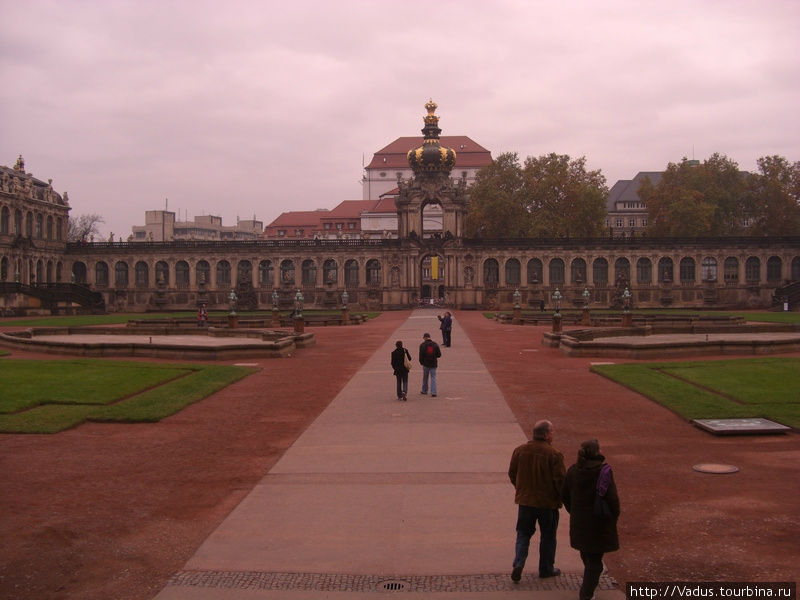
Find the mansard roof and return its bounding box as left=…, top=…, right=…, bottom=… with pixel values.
left=366, top=136, right=491, bottom=170
left=606, top=171, right=663, bottom=211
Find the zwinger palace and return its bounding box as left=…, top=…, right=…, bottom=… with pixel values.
left=2, top=102, right=799, bottom=314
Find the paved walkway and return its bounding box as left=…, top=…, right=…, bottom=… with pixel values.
left=153, top=310, right=623, bottom=599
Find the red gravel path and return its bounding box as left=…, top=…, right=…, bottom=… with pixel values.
left=0, top=311, right=797, bottom=599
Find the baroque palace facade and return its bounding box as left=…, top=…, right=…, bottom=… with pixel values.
left=2, top=102, right=800, bottom=314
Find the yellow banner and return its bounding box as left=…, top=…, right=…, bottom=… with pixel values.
left=431, top=256, right=439, bottom=280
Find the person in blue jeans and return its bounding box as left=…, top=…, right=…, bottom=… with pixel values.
left=508, top=419, right=566, bottom=583
left=418, top=332, right=441, bottom=397
left=390, top=340, right=412, bottom=401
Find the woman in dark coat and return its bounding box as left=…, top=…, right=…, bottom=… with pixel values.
left=390, top=340, right=411, bottom=401
left=562, top=439, right=620, bottom=600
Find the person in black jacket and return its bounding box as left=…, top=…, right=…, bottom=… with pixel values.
left=562, top=439, right=620, bottom=600
left=390, top=340, right=411, bottom=401
left=437, top=311, right=452, bottom=347
left=418, top=332, right=441, bottom=397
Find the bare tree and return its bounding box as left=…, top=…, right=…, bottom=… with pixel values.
left=68, top=213, right=104, bottom=242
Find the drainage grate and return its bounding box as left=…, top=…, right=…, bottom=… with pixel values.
left=380, top=579, right=408, bottom=592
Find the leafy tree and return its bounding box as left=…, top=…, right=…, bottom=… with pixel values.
left=68, top=213, right=104, bottom=242
left=465, top=153, right=529, bottom=237
left=744, top=155, right=800, bottom=235
left=466, top=152, right=608, bottom=238
left=522, top=153, right=607, bottom=237
left=641, top=154, right=747, bottom=236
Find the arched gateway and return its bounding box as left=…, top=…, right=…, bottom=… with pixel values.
left=6, top=103, right=798, bottom=313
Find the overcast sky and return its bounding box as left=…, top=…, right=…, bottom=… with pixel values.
left=2, top=0, right=799, bottom=239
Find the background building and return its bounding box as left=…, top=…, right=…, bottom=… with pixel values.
left=131, top=210, right=262, bottom=242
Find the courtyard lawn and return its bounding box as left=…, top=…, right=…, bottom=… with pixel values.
left=591, top=357, right=800, bottom=429
left=0, top=359, right=256, bottom=433
left=1, top=309, right=379, bottom=328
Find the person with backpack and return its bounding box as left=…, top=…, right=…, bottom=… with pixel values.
left=561, top=439, right=620, bottom=600
left=390, top=340, right=412, bottom=401
left=418, top=332, right=442, bottom=397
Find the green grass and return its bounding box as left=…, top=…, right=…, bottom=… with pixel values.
left=2, top=310, right=379, bottom=328
left=591, top=358, right=800, bottom=428
left=483, top=308, right=800, bottom=324
left=0, top=359, right=256, bottom=433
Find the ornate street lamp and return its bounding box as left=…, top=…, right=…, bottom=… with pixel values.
left=582, top=287, right=590, bottom=308
left=513, top=288, right=521, bottom=309
left=341, top=289, right=349, bottom=309
left=552, top=288, right=562, bottom=316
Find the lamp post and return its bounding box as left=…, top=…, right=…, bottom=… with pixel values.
left=552, top=288, right=562, bottom=333
left=512, top=288, right=522, bottom=324
left=271, top=288, right=280, bottom=327
left=341, top=289, right=350, bottom=325
left=582, top=287, right=591, bottom=326
left=227, top=289, right=238, bottom=328
left=622, top=286, right=632, bottom=327
left=293, top=289, right=304, bottom=333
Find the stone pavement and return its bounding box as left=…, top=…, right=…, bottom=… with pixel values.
left=153, top=310, right=624, bottom=599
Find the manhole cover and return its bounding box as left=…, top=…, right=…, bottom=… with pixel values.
left=692, top=463, right=739, bottom=474
left=379, top=579, right=408, bottom=592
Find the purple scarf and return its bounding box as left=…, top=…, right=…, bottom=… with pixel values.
left=596, top=464, right=612, bottom=497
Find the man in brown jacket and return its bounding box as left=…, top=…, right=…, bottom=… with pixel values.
left=508, top=419, right=566, bottom=583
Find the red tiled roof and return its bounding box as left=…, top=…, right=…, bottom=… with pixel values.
left=323, top=200, right=376, bottom=219
left=265, top=210, right=328, bottom=228
left=369, top=196, right=397, bottom=213
left=366, top=136, right=491, bottom=170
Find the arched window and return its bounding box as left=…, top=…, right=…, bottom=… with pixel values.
left=792, top=257, right=800, bottom=281
left=115, top=261, right=129, bottom=287
left=527, top=258, right=543, bottom=284
left=301, top=259, right=317, bottom=286
left=593, top=258, right=608, bottom=285
left=47, top=215, right=54, bottom=240
left=344, top=259, right=359, bottom=288
left=237, top=260, right=252, bottom=285
left=0, top=206, right=9, bottom=235
left=767, top=256, right=782, bottom=282
left=0, top=256, right=8, bottom=281
left=366, top=259, right=381, bottom=285
left=216, top=260, right=231, bottom=287
left=135, top=261, right=149, bottom=288
left=701, top=257, right=717, bottom=282
left=745, top=257, right=760, bottom=283
left=25, top=212, right=33, bottom=237
left=483, top=258, right=499, bottom=286
left=35, top=213, right=43, bottom=239
left=549, top=258, right=565, bottom=285
left=36, top=260, right=43, bottom=285
left=570, top=258, right=586, bottom=284
left=636, top=258, right=652, bottom=284
left=258, top=260, right=273, bottom=287
left=196, top=260, right=210, bottom=285
left=323, top=259, right=337, bottom=284
left=505, top=258, right=521, bottom=285
left=56, top=261, right=63, bottom=282
left=724, top=257, right=739, bottom=284
left=280, top=259, right=294, bottom=285
left=155, top=261, right=170, bottom=285
left=614, top=258, right=630, bottom=284
left=56, top=217, right=63, bottom=241
left=14, top=209, right=23, bottom=235
left=72, top=262, right=87, bottom=284
left=679, top=257, right=695, bottom=284
left=658, top=257, right=674, bottom=283
left=95, top=261, right=109, bottom=286
left=175, top=261, right=190, bottom=288
left=46, top=260, right=53, bottom=283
